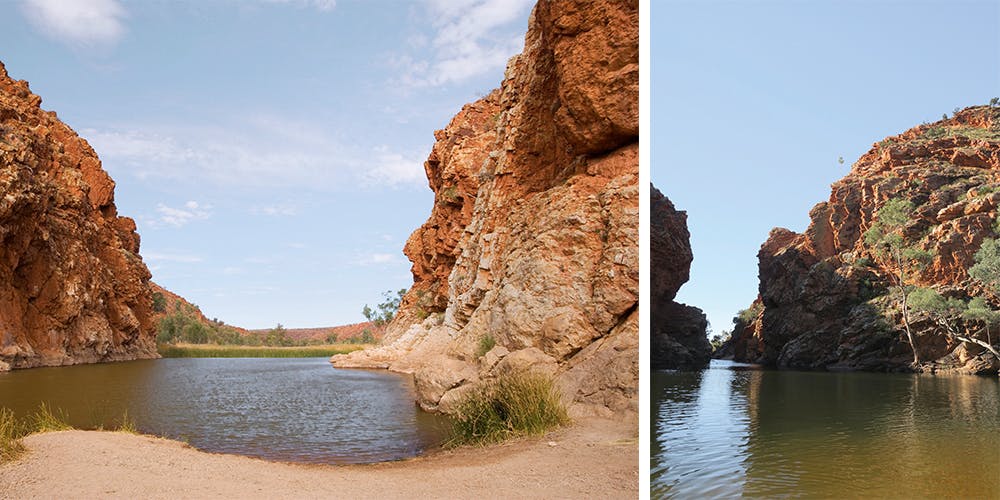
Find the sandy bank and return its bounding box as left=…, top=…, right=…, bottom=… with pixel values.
left=0, top=418, right=636, bottom=499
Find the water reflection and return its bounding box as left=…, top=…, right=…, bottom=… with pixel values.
left=0, top=358, right=449, bottom=464
left=653, top=360, right=1000, bottom=498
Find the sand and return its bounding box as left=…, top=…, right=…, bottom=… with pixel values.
left=0, top=418, right=637, bottom=499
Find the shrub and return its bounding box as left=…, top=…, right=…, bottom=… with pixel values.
left=0, top=408, right=26, bottom=463
left=448, top=371, right=569, bottom=446
left=151, top=292, right=167, bottom=313
left=476, top=333, right=496, bottom=357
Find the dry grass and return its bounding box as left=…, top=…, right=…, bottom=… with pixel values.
left=448, top=371, right=569, bottom=446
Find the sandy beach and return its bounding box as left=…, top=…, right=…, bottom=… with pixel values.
left=0, top=418, right=637, bottom=499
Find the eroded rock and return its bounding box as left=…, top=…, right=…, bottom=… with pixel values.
left=0, top=61, right=157, bottom=369
left=333, top=0, right=638, bottom=417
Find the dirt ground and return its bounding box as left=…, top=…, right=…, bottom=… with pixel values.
left=0, top=418, right=637, bottom=499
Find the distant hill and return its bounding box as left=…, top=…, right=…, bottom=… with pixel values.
left=248, top=323, right=384, bottom=344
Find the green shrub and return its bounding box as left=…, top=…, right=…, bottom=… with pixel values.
left=151, top=292, right=167, bottom=313
left=448, top=371, right=569, bottom=447
left=476, top=333, right=496, bottom=357
left=0, top=408, right=26, bottom=463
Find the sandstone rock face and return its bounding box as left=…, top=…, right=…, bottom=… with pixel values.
left=0, top=61, right=157, bottom=371
left=333, top=0, right=638, bottom=418
left=728, top=107, right=1000, bottom=374
left=650, top=185, right=711, bottom=369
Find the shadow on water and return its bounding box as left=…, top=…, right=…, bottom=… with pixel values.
left=0, top=358, right=450, bottom=464
left=652, top=360, right=1000, bottom=499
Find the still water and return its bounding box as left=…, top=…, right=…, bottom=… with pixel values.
left=0, top=358, right=449, bottom=464
left=653, top=360, right=1000, bottom=499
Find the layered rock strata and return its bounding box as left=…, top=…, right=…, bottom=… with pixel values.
left=333, top=0, right=638, bottom=417
left=0, top=61, right=157, bottom=371
left=650, top=185, right=710, bottom=369
left=728, top=107, right=1000, bottom=374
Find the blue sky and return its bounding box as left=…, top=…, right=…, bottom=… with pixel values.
left=652, top=1, right=1000, bottom=337
left=1, top=0, right=534, bottom=329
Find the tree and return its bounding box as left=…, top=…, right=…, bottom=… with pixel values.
left=863, top=198, right=932, bottom=364
left=362, top=288, right=407, bottom=326
left=151, top=292, right=167, bottom=313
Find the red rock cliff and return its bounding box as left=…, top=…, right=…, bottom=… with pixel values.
left=729, top=106, right=1000, bottom=374
left=333, top=0, right=638, bottom=418
left=0, top=61, right=157, bottom=371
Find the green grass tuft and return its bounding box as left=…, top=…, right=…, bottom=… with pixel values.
left=0, top=408, right=27, bottom=463
left=448, top=371, right=569, bottom=447
left=117, top=410, right=138, bottom=434
left=30, top=403, right=73, bottom=433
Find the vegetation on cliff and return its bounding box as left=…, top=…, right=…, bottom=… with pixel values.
left=726, top=104, right=1000, bottom=374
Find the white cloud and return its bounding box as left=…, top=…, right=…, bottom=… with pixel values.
left=362, top=146, right=427, bottom=187
left=358, top=252, right=402, bottom=266
left=21, top=0, right=126, bottom=47
left=151, top=201, right=211, bottom=228
left=143, top=252, right=204, bottom=264
left=392, top=0, right=533, bottom=88
left=261, top=0, right=336, bottom=11
left=251, top=204, right=298, bottom=217
left=83, top=119, right=429, bottom=191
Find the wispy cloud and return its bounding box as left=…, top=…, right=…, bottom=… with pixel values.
left=250, top=204, right=298, bottom=217
left=150, top=201, right=211, bottom=228
left=261, top=0, right=336, bottom=11
left=391, top=0, right=532, bottom=88
left=362, top=146, right=427, bottom=188
left=83, top=119, right=429, bottom=191
left=143, top=252, right=204, bottom=264
left=21, top=0, right=127, bottom=47
left=358, top=252, right=402, bottom=266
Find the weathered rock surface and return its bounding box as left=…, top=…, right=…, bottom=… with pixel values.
left=333, top=0, right=638, bottom=418
left=650, top=185, right=710, bottom=369
left=727, top=107, right=1000, bottom=374
left=0, top=61, right=157, bottom=371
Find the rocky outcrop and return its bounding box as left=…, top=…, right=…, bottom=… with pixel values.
left=333, top=0, right=638, bottom=418
left=0, top=61, right=157, bottom=371
left=650, top=185, right=710, bottom=369
left=729, top=106, right=1000, bottom=374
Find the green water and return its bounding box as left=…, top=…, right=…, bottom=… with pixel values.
left=652, top=360, right=1000, bottom=499
left=0, top=358, right=450, bottom=464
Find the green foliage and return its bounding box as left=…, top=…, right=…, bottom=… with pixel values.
left=0, top=408, right=26, bottom=464
left=963, top=297, right=1000, bottom=324
left=970, top=238, right=1000, bottom=291
left=710, top=332, right=731, bottom=352
left=991, top=97, right=1000, bottom=108
left=362, top=289, right=406, bottom=327
left=448, top=372, right=569, bottom=447
left=476, top=333, right=496, bottom=357
left=908, top=287, right=965, bottom=314
left=30, top=403, right=72, bottom=433
left=735, top=302, right=763, bottom=324
left=264, top=323, right=293, bottom=347
left=151, top=292, right=167, bottom=313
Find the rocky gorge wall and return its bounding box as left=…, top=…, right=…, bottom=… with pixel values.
left=649, top=185, right=710, bottom=369
left=0, top=61, right=157, bottom=371
left=727, top=107, right=1000, bottom=375
left=333, top=0, right=638, bottom=418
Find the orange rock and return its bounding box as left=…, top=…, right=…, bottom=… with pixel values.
left=0, top=61, right=157, bottom=370
left=333, top=0, right=638, bottom=418
left=728, top=106, right=1000, bottom=374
